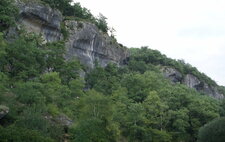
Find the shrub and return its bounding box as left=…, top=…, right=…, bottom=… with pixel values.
left=0, top=125, right=54, bottom=142
left=198, top=117, right=225, bottom=142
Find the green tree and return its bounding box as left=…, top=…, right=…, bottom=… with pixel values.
left=41, top=0, right=72, bottom=15
left=86, top=64, right=121, bottom=95
left=187, top=96, right=220, bottom=141
left=143, top=91, right=170, bottom=130
left=59, top=59, right=82, bottom=84
left=14, top=82, right=45, bottom=106
left=15, top=106, right=64, bottom=141
left=125, top=103, right=147, bottom=141
left=4, top=34, right=46, bottom=80
left=0, top=0, right=18, bottom=31
left=0, top=125, right=54, bottom=142
left=73, top=3, right=94, bottom=20
left=0, top=33, right=6, bottom=65
left=0, top=72, right=8, bottom=97
left=44, top=42, right=65, bottom=72
left=69, top=78, right=85, bottom=97
left=40, top=72, right=70, bottom=107
left=70, top=90, right=119, bottom=142
left=122, top=71, right=167, bottom=102
left=198, top=117, right=225, bottom=142
left=71, top=118, right=114, bottom=142
left=96, top=13, right=108, bottom=33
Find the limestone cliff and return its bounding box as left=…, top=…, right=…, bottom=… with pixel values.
left=162, top=67, right=224, bottom=99
left=161, top=67, right=182, bottom=83
left=64, top=20, right=129, bottom=68
left=183, top=74, right=224, bottom=99
left=17, top=2, right=63, bottom=42
left=15, top=1, right=129, bottom=68
left=13, top=1, right=223, bottom=99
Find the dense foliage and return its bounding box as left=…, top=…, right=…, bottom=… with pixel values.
left=0, top=0, right=225, bottom=142
left=129, top=47, right=217, bottom=87
left=198, top=117, right=225, bottom=142
left=0, top=0, right=18, bottom=31
left=0, top=30, right=223, bottom=141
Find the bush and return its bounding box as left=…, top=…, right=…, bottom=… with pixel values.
left=70, top=118, right=113, bottom=142
left=3, top=34, right=46, bottom=80
left=198, top=117, right=225, bottom=142
left=0, top=125, right=54, bottom=142
left=0, top=0, right=18, bottom=31
left=95, top=14, right=108, bottom=33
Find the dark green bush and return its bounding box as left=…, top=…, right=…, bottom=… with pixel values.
left=0, top=0, right=18, bottom=31
left=0, top=125, right=54, bottom=142
left=198, top=117, right=225, bottom=142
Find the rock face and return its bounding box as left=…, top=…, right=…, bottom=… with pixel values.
left=183, top=74, right=224, bottom=99
left=183, top=74, right=201, bottom=88
left=17, top=2, right=63, bottom=42
left=44, top=114, right=73, bottom=127
left=162, top=67, right=182, bottom=83
left=0, top=105, right=9, bottom=120
left=65, top=21, right=129, bottom=68
left=162, top=67, right=224, bottom=99
left=16, top=2, right=129, bottom=68
left=56, top=114, right=73, bottom=127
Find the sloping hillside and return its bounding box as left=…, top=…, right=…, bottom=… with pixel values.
left=0, top=0, right=225, bottom=142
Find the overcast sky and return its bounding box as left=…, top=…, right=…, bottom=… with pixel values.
left=74, top=0, right=225, bottom=86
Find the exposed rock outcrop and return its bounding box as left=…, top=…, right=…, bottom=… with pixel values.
left=162, top=67, right=182, bottom=83
left=183, top=74, right=224, bottom=99
left=56, top=114, right=73, bottom=127
left=65, top=21, right=129, bottom=68
left=183, top=74, right=201, bottom=88
left=14, top=1, right=222, bottom=99
left=16, top=2, right=129, bottom=68
left=0, top=105, right=9, bottom=120
left=17, top=1, right=63, bottom=42
left=162, top=67, right=224, bottom=99
left=45, top=114, right=73, bottom=127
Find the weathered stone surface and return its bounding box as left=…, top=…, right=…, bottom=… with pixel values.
left=0, top=105, right=9, bottom=120
left=162, top=68, right=224, bottom=99
left=15, top=2, right=223, bottom=99
left=162, top=67, right=182, bottom=83
left=16, top=2, right=129, bottom=68
left=65, top=21, right=129, bottom=68
left=201, top=83, right=224, bottom=100
left=44, top=114, right=73, bottom=127
left=183, top=74, right=201, bottom=88
left=56, top=114, right=73, bottom=127
left=17, top=1, right=63, bottom=42
left=183, top=74, right=224, bottom=99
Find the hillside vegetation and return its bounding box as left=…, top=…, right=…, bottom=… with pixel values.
left=0, top=0, right=225, bottom=142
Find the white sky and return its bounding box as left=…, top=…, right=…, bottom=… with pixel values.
left=74, top=0, right=225, bottom=86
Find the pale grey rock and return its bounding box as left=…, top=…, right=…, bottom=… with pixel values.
left=79, top=70, right=86, bottom=79
left=65, top=21, right=129, bottom=68
left=161, top=68, right=224, bottom=99
left=183, top=74, right=224, bottom=99
left=5, top=27, right=19, bottom=42
left=162, top=67, right=182, bottom=83
left=183, top=74, right=201, bottom=88
left=44, top=114, right=73, bottom=127
left=16, top=2, right=129, bottom=68
left=56, top=114, right=73, bottom=127
left=202, top=84, right=224, bottom=100
left=0, top=105, right=9, bottom=120
left=17, top=1, right=63, bottom=42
